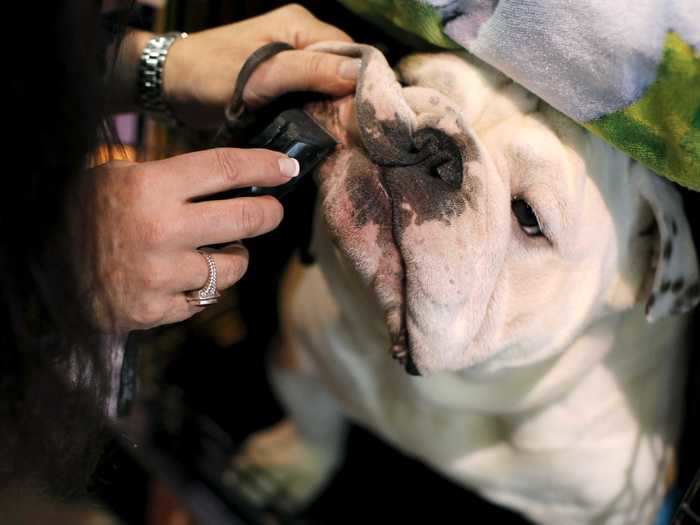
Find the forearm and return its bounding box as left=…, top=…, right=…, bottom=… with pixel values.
left=101, top=5, right=358, bottom=128
left=104, top=29, right=153, bottom=115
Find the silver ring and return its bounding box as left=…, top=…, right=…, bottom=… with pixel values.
left=186, top=251, right=221, bottom=306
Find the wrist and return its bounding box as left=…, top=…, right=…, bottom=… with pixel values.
left=138, top=31, right=189, bottom=126
left=161, top=30, right=220, bottom=130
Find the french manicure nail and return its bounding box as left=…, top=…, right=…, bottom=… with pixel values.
left=338, top=58, right=361, bottom=81
left=278, top=156, right=300, bottom=178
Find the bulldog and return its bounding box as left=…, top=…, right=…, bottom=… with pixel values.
left=230, top=44, right=700, bottom=525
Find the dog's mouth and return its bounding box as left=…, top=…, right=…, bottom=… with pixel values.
left=306, top=97, right=420, bottom=374
left=373, top=167, right=416, bottom=374
left=308, top=97, right=466, bottom=376
left=336, top=145, right=418, bottom=374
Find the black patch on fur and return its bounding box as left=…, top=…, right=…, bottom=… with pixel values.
left=686, top=282, right=700, bottom=300
left=355, top=101, right=418, bottom=167
left=663, top=240, right=673, bottom=260
left=673, top=279, right=685, bottom=293
left=355, top=100, right=477, bottom=226
left=380, top=128, right=479, bottom=227
left=639, top=221, right=657, bottom=237
left=646, top=293, right=656, bottom=314
left=673, top=297, right=686, bottom=315
left=346, top=156, right=390, bottom=229
left=661, top=280, right=671, bottom=293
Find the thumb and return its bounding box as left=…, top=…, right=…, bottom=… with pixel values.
left=243, top=49, right=361, bottom=108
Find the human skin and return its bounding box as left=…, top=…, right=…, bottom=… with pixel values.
left=106, top=4, right=362, bottom=128
left=82, top=4, right=360, bottom=333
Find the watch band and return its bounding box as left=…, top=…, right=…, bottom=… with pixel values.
left=138, top=31, right=188, bottom=127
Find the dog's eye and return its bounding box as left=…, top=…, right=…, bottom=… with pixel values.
left=512, top=198, right=543, bottom=237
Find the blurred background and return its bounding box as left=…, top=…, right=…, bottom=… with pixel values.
left=91, top=2, right=700, bottom=524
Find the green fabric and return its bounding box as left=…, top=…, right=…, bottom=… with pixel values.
left=585, top=33, right=700, bottom=191
left=338, top=0, right=459, bottom=49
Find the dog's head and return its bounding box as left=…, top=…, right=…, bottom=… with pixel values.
left=307, top=45, right=700, bottom=376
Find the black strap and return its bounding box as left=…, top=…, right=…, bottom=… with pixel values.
left=215, top=42, right=294, bottom=145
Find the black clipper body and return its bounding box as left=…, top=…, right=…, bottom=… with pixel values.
left=234, top=108, right=337, bottom=199
left=215, top=42, right=339, bottom=201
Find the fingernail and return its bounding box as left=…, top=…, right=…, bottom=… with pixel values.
left=278, top=156, right=299, bottom=178
left=338, top=58, right=361, bottom=81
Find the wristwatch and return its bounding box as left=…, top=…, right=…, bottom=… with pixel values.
left=138, top=31, right=188, bottom=127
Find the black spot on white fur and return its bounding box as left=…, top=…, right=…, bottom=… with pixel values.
left=663, top=240, right=673, bottom=260
left=686, top=282, right=700, bottom=300
left=639, top=222, right=657, bottom=237
left=672, top=278, right=685, bottom=293
left=646, top=293, right=656, bottom=315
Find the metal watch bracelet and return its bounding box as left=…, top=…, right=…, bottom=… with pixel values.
left=138, top=31, right=188, bottom=127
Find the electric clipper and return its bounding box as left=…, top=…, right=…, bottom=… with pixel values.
left=213, top=41, right=338, bottom=201
left=234, top=108, right=337, bottom=199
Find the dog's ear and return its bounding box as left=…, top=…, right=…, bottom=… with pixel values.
left=636, top=167, right=700, bottom=322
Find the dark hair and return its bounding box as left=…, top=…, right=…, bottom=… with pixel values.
left=0, top=1, right=121, bottom=498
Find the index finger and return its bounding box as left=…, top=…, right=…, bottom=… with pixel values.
left=156, top=148, right=299, bottom=201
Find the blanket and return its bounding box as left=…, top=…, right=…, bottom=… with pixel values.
left=338, top=0, right=700, bottom=191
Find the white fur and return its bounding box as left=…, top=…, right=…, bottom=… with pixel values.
left=233, top=51, right=696, bottom=525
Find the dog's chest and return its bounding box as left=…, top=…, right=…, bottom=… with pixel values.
left=291, top=258, right=514, bottom=476
left=285, top=221, right=686, bottom=524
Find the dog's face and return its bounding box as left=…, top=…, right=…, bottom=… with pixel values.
left=307, top=47, right=699, bottom=376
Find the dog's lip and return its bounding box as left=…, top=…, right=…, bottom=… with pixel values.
left=391, top=342, right=421, bottom=375
left=374, top=169, right=420, bottom=375
left=307, top=97, right=419, bottom=375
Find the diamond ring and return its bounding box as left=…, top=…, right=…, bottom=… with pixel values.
left=186, top=251, right=221, bottom=306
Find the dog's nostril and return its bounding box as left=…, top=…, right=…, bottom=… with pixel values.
left=433, top=159, right=462, bottom=188
left=413, top=128, right=463, bottom=190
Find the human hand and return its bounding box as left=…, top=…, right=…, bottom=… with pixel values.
left=74, top=149, right=299, bottom=333
left=162, top=4, right=359, bottom=128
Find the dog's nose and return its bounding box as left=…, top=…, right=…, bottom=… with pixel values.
left=411, top=128, right=464, bottom=190
left=378, top=125, right=468, bottom=226
left=362, top=122, right=464, bottom=192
